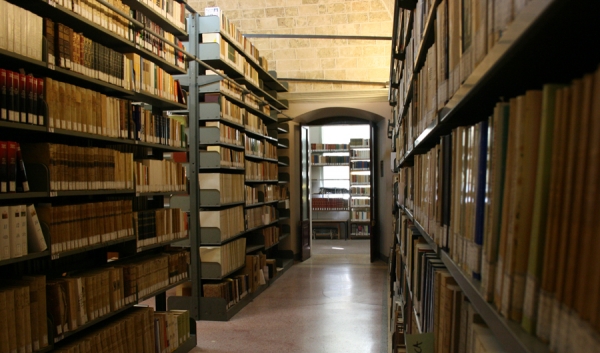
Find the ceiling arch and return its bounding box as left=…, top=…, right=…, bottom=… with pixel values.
left=288, top=105, right=390, bottom=125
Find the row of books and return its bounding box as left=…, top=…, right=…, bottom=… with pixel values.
left=9, top=74, right=186, bottom=145
left=350, top=224, right=370, bottom=236
left=46, top=19, right=129, bottom=88
left=351, top=198, right=370, bottom=207
left=52, top=306, right=189, bottom=353
left=398, top=235, right=508, bottom=353
left=135, top=0, right=186, bottom=31
left=153, top=309, right=191, bottom=353
left=0, top=275, right=48, bottom=353
left=199, top=206, right=245, bottom=242
left=350, top=149, right=370, bottom=158
left=46, top=250, right=188, bottom=341
left=21, top=143, right=135, bottom=191
left=243, top=92, right=270, bottom=116
left=311, top=155, right=349, bottom=165
left=204, top=7, right=268, bottom=71
left=0, top=1, right=44, bottom=61
left=130, top=10, right=186, bottom=69
left=394, top=0, right=532, bottom=155
left=205, top=122, right=244, bottom=147
left=45, top=77, right=127, bottom=137
left=0, top=70, right=45, bottom=126
left=349, top=138, right=370, bottom=147
left=312, top=197, right=348, bottom=211
left=203, top=80, right=243, bottom=101
left=203, top=146, right=244, bottom=169
left=51, top=0, right=186, bottom=69
left=351, top=161, right=371, bottom=170
left=201, top=33, right=260, bottom=88
left=260, top=226, right=280, bottom=249
left=350, top=186, right=371, bottom=195
left=204, top=94, right=244, bottom=126
left=244, top=111, right=269, bottom=137
left=243, top=253, right=266, bottom=293
left=132, top=107, right=187, bottom=147
left=0, top=204, right=47, bottom=261
left=202, top=273, right=250, bottom=310
left=246, top=184, right=288, bottom=205
left=351, top=210, right=370, bottom=221
left=245, top=205, right=276, bottom=230
left=199, top=237, right=246, bottom=277
left=244, top=160, right=278, bottom=181
left=350, top=174, right=370, bottom=184
left=245, top=135, right=266, bottom=158
left=244, top=136, right=278, bottom=160
left=0, top=141, right=29, bottom=194
left=37, top=200, right=134, bottom=255
left=128, top=53, right=183, bottom=102
left=135, top=159, right=186, bottom=193
left=311, top=143, right=348, bottom=151
left=399, top=66, right=600, bottom=351
left=198, top=173, right=245, bottom=205
left=135, top=208, right=189, bottom=248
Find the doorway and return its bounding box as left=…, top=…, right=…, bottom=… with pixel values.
left=306, top=123, right=377, bottom=259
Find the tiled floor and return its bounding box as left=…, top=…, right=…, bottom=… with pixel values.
left=190, top=241, right=387, bottom=353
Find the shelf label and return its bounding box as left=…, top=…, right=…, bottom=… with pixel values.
left=406, top=333, right=434, bottom=353
left=51, top=253, right=59, bottom=260
left=50, top=191, right=57, bottom=197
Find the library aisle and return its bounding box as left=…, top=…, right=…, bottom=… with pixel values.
left=191, top=254, right=388, bottom=353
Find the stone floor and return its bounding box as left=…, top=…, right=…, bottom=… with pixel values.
left=190, top=239, right=387, bottom=353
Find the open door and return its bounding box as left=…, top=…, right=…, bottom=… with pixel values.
left=300, top=125, right=311, bottom=261
left=370, top=124, right=379, bottom=263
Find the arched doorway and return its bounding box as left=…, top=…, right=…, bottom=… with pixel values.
left=292, top=108, right=389, bottom=263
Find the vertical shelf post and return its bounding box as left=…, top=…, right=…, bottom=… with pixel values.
left=187, top=13, right=201, bottom=320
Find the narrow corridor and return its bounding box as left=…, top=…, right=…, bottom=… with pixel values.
left=191, top=240, right=387, bottom=353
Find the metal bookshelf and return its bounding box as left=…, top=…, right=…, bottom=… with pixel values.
left=167, top=13, right=293, bottom=321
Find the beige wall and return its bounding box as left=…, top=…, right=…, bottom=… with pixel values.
left=188, top=0, right=393, bottom=92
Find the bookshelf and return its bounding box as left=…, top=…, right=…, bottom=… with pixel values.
left=166, top=11, right=294, bottom=322
left=388, top=0, right=600, bottom=352
left=349, top=139, right=372, bottom=239
left=0, top=0, right=196, bottom=352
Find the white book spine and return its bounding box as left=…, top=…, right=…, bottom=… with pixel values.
left=19, top=205, right=26, bottom=257
left=0, top=207, right=10, bottom=260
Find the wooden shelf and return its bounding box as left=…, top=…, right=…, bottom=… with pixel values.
left=0, top=250, right=51, bottom=267
left=51, top=236, right=136, bottom=260
left=136, top=237, right=190, bottom=253
left=121, top=0, right=188, bottom=39
left=7, top=0, right=186, bottom=75
left=402, top=205, right=550, bottom=353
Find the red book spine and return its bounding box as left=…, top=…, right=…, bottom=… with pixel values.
left=0, top=141, right=7, bottom=193
left=7, top=71, right=15, bottom=121
left=37, top=78, right=45, bottom=126
left=26, top=75, right=36, bottom=125
left=7, top=142, right=17, bottom=193
left=19, top=73, right=27, bottom=123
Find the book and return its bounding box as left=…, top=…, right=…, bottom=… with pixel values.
left=521, top=84, right=563, bottom=334
left=0, top=141, right=7, bottom=193
left=505, top=90, right=543, bottom=322
left=26, top=204, right=47, bottom=253
left=0, top=206, right=9, bottom=261
left=6, top=141, right=16, bottom=193
left=15, top=143, right=29, bottom=193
